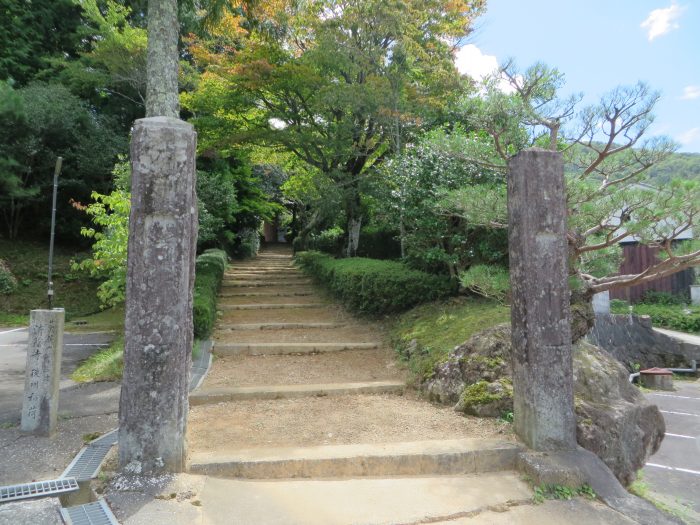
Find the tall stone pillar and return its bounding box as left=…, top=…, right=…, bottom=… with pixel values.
left=508, top=148, right=576, bottom=451
left=21, top=308, right=64, bottom=436
left=119, top=117, right=197, bottom=474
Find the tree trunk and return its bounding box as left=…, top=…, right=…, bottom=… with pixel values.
left=145, top=0, right=179, bottom=118
left=345, top=184, right=362, bottom=257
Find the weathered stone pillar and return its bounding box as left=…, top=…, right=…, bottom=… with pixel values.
left=21, top=308, right=64, bottom=436
left=119, top=117, right=197, bottom=474
left=508, top=148, right=576, bottom=451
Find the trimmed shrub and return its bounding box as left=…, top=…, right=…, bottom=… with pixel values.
left=295, top=251, right=456, bottom=315
left=0, top=259, right=17, bottom=295
left=640, top=291, right=685, bottom=306
left=611, top=301, right=700, bottom=333
left=193, top=249, right=228, bottom=338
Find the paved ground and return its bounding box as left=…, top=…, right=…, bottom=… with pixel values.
left=644, top=379, right=700, bottom=523
left=0, top=326, right=119, bottom=424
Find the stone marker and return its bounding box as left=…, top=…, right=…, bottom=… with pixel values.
left=592, top=291, right=610, bottom=315
left=118, top=117, right=197, bottom=474
left=691, top=284, right=700, bottom=306
left=21, top=308, right=64, bottom=436
left=508, top=148, right=577, bottom=451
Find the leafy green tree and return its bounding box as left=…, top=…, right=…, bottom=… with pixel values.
left=0, top=0, right=84, bottom=84
left=183, top=0, right=485, bottom=256
left=370, top=126, right=504, bottom=276
left=72, top=160, right=130, bottom=307
left=0, top=82, right=125, bottom=240
left=442, top=62, right=700, bottom=296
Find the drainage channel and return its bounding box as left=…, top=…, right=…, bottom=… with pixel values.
left=60, top=498, right=119, bottom=525
left=0, top=478, right=79, bottom=503
left=0, top=341, right=213, bottom=522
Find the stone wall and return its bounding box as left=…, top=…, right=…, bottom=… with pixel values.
left=586, top=314, right=700, bottom=371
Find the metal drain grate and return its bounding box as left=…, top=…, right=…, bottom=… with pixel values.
left=88, top=428, right=118, bottom=447
left=0, top=477, right=78, bottom=503
left=60, top=498, right=119, bottom=525
left=62, top=444, right=114, bottom=481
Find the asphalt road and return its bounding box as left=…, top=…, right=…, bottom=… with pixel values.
left=644, top=380, right=700, bottom=521
left=0, top=326, right=120, bottom=424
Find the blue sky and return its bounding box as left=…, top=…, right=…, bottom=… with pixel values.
left=455, top=1, right=700, bottom=153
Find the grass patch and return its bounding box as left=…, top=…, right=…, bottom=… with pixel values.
left=629, top=471, right=697, bottom=523
left=67, top=306, right=124, bottom=333
left=72, top=336, right=124, bottom=383
left=391, top=296, right=510, bottom=382
left=0, top=312, right=29, bottom=326
left=0, top=239, right=101, bottom=320
left=533, top=483, right=596, bottom=504
left=72, top=336, right=205, bottom=383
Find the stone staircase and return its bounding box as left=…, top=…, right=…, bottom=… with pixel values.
left=185, top=245, right=535, bottom=524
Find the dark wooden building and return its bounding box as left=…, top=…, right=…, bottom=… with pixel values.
left=609, top=241, right=696, bottom=303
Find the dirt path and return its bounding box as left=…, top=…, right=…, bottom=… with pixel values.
left=187, top=245, right=512, bottom=454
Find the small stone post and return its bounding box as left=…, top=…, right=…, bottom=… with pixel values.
left=592, top=291, right=610, bottom=315
left=118, top=117, right=197, bottom=474
left=21, top=308, right=64, bottom=436
left=508, top=148, right=577, bottom=451
left=691, top=285, right=700, bottom=306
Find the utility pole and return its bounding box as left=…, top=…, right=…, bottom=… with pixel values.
left=47, top=157, right=63, bottom=309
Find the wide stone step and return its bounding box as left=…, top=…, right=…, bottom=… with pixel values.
left=189, top=381, right=405, bottom=405
left=214, top=342, right=381, bottom=356
left=188, top=438, right=521, bottom=479
left=228, top=264, right=295, bottom=268
left=219, top=292, right=323, bottom=305
left=219, top=303, right=328, bottom=310
left=224, top=270, right=304, bottom=279
left=217, top=322, right=345, bottom=330
left=222, top=280, right=313, bottom=287
left=220, top=307, right=348, bottom=324
left=220, top=287, right=317, bottom=297
left=215, top=326, right=382, bottom=344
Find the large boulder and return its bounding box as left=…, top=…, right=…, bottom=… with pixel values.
left=425, top=323, right=665, bottom=486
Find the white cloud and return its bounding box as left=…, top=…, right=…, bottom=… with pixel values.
left=454, top=44, right=515, bottom=93
left=641, top=3, right=686, bottom=41
left=680, top=85, right=700, bottom=100
left=455, top=44, right=499, bottom=81
left=677, top=127, right=700, bottom=145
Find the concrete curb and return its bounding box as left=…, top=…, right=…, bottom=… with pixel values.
left=189, top=381, right=405, bottom=405
left=189, top=438, right=522, bottom=479
left=517, top=447, right=684, bottom=525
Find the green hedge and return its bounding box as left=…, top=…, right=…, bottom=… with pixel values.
left=193, top=249, right=228, bottom=338
left=295, top=251, right=456, bottom=315
left=611, top=301, right=700, bottom=334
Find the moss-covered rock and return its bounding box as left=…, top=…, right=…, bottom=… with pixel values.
left=455, top=378, right=513, bottom=417
left=424, top=323, right=665, bottom=486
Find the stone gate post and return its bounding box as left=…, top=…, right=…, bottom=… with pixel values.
left=118, top=117, right=197, bottom=474
left=508, top=148, right=576, bottom=451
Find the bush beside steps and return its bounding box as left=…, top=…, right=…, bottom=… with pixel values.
left=295, top=250, right=456, bottom=315
left=193, top=249, right=228, bottom=338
